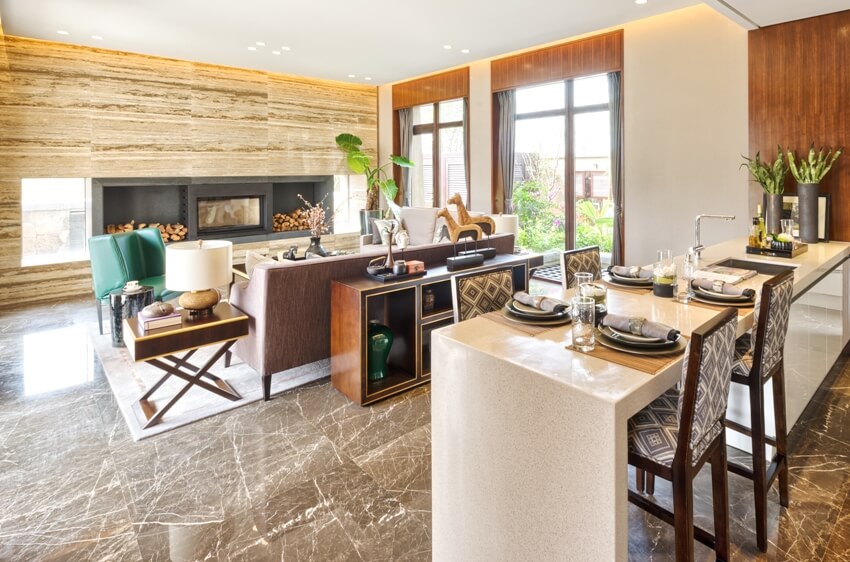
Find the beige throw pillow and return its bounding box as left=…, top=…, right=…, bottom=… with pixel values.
left=244, top=251, right=274, bottom=277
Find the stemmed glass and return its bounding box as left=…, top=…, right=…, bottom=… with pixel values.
left=677, top=251, right=698, bottom=303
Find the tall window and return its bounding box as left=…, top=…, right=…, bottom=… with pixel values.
left=21, top=178, right=91, bottom=266
left=513, top=74, right=615, bottom=259
left=408, top=98, right=467, bottom=207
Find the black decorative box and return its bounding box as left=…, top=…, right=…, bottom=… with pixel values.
left=745, top=243, right=808, bottom=259
left=365, top=269, right=427, bottom=283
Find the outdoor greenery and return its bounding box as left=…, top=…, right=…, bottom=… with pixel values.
left=741, top=147, right=787, bottom=194
left=513, top=181, right=613, bottom=253
left=786, top=143, right=843, bottom=184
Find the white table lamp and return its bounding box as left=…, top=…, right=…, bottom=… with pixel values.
left=166, top=240, right=232, bottom=318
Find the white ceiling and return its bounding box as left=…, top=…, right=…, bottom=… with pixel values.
left=0, top=0, right=846, bottom=85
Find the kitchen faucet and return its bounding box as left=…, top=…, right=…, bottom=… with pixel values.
left=693, top=214, right=736, bottom=257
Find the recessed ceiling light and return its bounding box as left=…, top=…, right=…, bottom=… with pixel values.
left=91, top=35, right=103, bottom=40
left=443, top=45, right=452, bottom=50
left=635, top=0, right=647, bottom=4
left=248, top=46, right=257, bottom=51
left=57, top=30, right=69, bottom=35
left=461, top=49, right=470, bottom=54
left=365, top=77, right=372, bottom=81
left=272, top=50, right=281, bottom=55
left=348, top=74, right=356, bottom=78
left=281, top=46, right=291, bottom=51
left=256, top=41, right=265, bottom=46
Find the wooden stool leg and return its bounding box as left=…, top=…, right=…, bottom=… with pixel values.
left=646, top=472, right=655, bottom=495
left=773, top=362, right=790, bottom=508
left=711, top=440, right=731, bottom=561
left=750, top=376, right=769, bottom=552
left=672, top=468, right=695, bottom=562
left=636, top=468, right=645, bottom=493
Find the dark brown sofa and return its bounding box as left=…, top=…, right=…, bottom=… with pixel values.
left=230, top=233, right=516, bottom=399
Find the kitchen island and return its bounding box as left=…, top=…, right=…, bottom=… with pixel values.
left=430, top=238, right=849, bottom=561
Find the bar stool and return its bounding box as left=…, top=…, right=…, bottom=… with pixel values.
left=628, top=307, right=738, bottom=561
left=451, top=266, right=515, bottom=322
left=725, top=269, right=794, bottom=551
left=559, top=245, right=601, bottom=290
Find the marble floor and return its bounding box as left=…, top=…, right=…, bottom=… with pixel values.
left=1, top=296, right=849, bottom=561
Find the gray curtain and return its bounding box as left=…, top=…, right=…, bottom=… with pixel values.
left=496, top=90, right=516, bottom=213
left=608, top=72, right=624, bottom=266
left=462, top=98, right=470, bottom=202
left=398, top=108, right=414, bottom=206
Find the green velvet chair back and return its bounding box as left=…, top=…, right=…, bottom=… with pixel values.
left=89, top=227, right=170, bottom=300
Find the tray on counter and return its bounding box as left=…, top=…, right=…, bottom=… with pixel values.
left=365, top=269, right=428, bottom=283
left=745, top=243, right=808, bottom=259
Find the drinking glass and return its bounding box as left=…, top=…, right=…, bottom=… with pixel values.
left=570, top=296, right=596, bottom=352
left=676, top=251, right=698, bottom=303
left=580, top=282, right=607, bottom=306
left=653, top=249, right=677, bottom=298
left=574, top=271, right=593, bottom=293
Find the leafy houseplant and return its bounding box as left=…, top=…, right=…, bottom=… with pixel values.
left=741, top=147, right=788, bottom=195
left=785, top=143, right=843, bottom=243
left=335, top=133, right=413, bottom=220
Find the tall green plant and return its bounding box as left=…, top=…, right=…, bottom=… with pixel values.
left=786, top=143, right=843, bottom=183
left=741, top=146, right=787, bottom=194
left=335, top=133, right=413, bottom=217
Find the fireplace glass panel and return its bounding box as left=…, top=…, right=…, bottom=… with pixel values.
left=198, top=196, right=262, bottom=232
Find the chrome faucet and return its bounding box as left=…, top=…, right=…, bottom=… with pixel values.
left=693, top=214, right=736, bottom=257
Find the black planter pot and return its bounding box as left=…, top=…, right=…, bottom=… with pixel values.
left=797, top=183, right=819, bottom=243
left=764, top=193, right=783, bottom=236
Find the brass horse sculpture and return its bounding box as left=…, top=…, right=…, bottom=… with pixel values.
left=447, top=194, right=496, bottom=235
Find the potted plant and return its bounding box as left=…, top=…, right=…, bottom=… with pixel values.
left=335, top=133, right=413, bottom=235
left=786, top=143, right=842, bottom=243
left=741, top=146, right=787, bottom=235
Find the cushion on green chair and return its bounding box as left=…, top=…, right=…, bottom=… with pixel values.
left=139, top=275, right=180, bottom=301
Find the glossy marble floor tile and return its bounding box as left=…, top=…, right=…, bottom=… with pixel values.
left=1, top=295, right=850, bottom=560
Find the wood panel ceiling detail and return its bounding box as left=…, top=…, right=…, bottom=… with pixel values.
left=392, top=67, right=469, bottom=110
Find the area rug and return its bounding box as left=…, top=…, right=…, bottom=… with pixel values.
left=88, top=325, right=329, bottom=441
left=531, top=264, right=563, bottom=284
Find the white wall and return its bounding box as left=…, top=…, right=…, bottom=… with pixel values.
left=377, top=4, right=750, bottom=260
left=623, top=5, right=749, bottom=264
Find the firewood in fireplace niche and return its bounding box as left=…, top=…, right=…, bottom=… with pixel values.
left=273, top=209, right=311, bottom=233
left=104, top=221, right=187, bottom=242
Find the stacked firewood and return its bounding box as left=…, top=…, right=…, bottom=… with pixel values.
left=104, top=220, right=188, bottom=242
left=273, top=209, right=311, bottom=232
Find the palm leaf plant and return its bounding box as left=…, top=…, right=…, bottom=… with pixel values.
left=740, top=146, right=788, bottom=194
left=786, top=143, right=843, bottom=184
left=335, top=133, right=414, bottom=219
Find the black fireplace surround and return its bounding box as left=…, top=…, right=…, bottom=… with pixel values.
left=92, top=176, right=334, bottom=243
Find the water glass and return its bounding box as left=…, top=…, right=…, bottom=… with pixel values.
left=676, top=251, right=698, bottom=303
left=570, top=296, right=596, bottom=352
left=574, top=271, right=593, bottom=291
left=653, top=249, right=677, bottom=298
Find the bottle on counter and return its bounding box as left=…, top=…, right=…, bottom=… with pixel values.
left=756, top=204, right=768, bottom=247
left=749, top=218, right=761, bottom=247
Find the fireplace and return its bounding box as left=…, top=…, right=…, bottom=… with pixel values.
left=187, top=183, right=273, bottom=239
left=92, top=176, right=335, bottom=243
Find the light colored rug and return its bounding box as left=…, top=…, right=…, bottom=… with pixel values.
left=89, top=325, right=329, bottom=441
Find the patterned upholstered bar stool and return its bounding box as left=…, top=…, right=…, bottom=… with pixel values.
left=451, top=266, right=515, bottom=323
left=628, top=307, right=738, bottom=561
left=559, top=245, right=601, bottom=291
left=726, top=269, right=794, bottom=551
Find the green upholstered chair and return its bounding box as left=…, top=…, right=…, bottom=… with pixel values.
left=89, top=227, right=181, bottom=334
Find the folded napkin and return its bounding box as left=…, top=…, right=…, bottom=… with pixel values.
left=512, top=291, right=568, bottom=313
left=602, top=313, right=680, bottom=341
left=608, top=265, right=653, bottom=279
left=692, top=269, right=742, bottom=284
left=692, top=278, right=755, bottom=298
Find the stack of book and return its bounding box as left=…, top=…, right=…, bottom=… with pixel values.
left=140, top=311, right=182, bottom=331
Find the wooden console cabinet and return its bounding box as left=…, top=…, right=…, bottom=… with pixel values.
left=330, top=254, right=530, bottom=405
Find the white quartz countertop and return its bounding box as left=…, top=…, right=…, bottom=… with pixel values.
left=434, top=237, right=850, bottom=415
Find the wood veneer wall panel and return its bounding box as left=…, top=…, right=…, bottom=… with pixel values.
left=88, top=48, right=193, bottom=177
left=268, top=74, right=377, bottom=175
left=0, top=261, right=91, bottom=308
left=491, top=30, right=623, bottom=92
left=0, top=180, right=21, bottom=271
left=749, top=10, right=850, bottom=241
left=392, top=67, right=469, bottom=110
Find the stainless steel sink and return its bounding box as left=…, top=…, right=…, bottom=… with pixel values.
left=710, top=258, right=797, bottom=276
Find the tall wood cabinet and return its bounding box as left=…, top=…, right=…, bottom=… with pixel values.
left=330, top=254, right=530, bottom=405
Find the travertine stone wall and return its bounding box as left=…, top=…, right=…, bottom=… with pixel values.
left=0, top=34, right=377, bottom=308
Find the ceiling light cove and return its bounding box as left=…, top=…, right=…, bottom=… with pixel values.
left=247, top=46, right=257, bottom=51
left=272, top=51, right=281, bottom=55
left=635, top=0, right=647, bottom=4
left=281, top=46, right=291, bottom=51
left=255, top=41, right=265, bottom=46
left=443, top=45, right=452, bottom=50
left=348, top=74, right=356, bottom=78
left=461, top=49, right=470, bottom=54
left=365, top=77, right=372, bottom=81
left=91, top=35, right=103, bottom=40
left=56, top=30, right=69, bottom=35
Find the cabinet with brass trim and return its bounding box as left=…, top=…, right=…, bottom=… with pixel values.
left=330, top=254, right=530, bottom=405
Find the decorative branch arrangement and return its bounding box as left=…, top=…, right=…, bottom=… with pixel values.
left=297, top=194, right=332, bottom=237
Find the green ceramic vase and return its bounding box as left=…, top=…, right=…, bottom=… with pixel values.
left=367, top=321, right=393, bottom=381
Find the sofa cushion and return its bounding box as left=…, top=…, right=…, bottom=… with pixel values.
left=373, top=219, right=399, bottom=245
left=245, top=251, right=275, bottom=278
left=400, top=207, right=439, bottom=246
left=368, top=217, right=383, bottom=244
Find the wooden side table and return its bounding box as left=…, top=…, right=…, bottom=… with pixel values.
left=123, top=302, right=249, bottom=428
